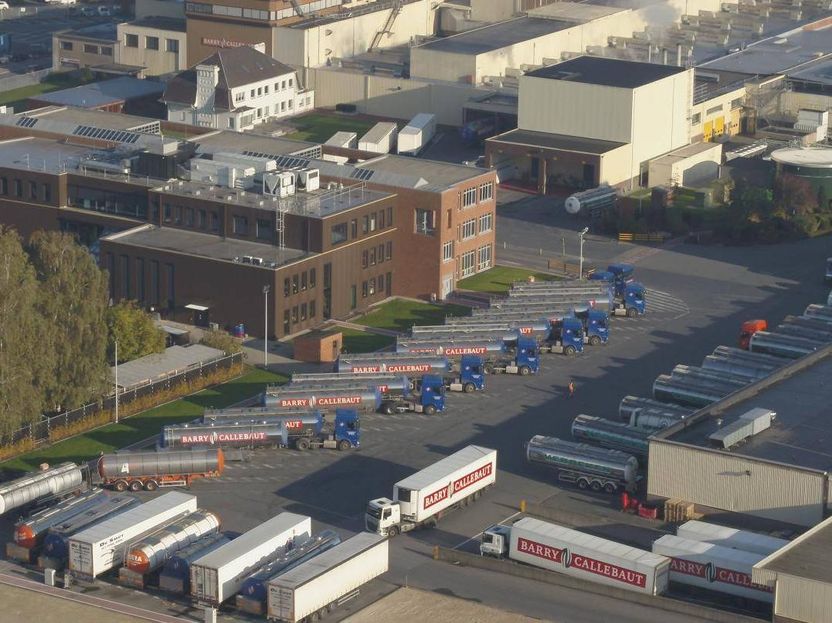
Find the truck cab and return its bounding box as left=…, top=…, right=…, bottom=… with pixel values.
left=480, top=524, right=511, bottom=557
left=332, top=409, right=361, bottom=449
left=381, top=375, right=445, bottom=415
left=546, top=317, right=584, bottom=355
left=515, top=337, right=541, bottom=373
left=454, top=354, right=485, bottom=392
left=365, top=497, right=400, bottom=536
left=571, top=308, right=609, bottom=345
left=613, top=283, right=645, bottom=317
left=607, top=263, right=635, bottom=297
left=739, top=319, right=767, bottom=350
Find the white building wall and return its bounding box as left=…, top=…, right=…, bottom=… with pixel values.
left=117, top=23, right=186, bottom=76
left=600, top=144, right=634, bottom=186
left=410, top=48, right=477, bottom=83
left=773, top=575, right=832, bottom=623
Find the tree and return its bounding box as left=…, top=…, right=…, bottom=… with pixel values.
left=107, top=301, right=166, bottom=364
left=773, top=174, right=817, bottom=218
left=29, top=231, right=110, bottom=412
left=0, top=227, right=44, bottom=433
left=200, top=329, right=242, bottom=355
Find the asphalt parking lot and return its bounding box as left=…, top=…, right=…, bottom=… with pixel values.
left=2, top=199, right=830, bottom=622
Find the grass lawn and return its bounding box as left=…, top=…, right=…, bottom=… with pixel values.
left=1, top=367, right=286, bottom=473
left=339, top=328, right=395, bottom=354
left=285, top=112, right=376, bottom=143
left=354, top=298, right=470, bottom=333
left=0, top=72, right=101, bottom=110
left=457, top=266, right=560, bottom=294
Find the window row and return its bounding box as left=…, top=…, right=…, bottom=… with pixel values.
left=0, top=178, right=52, bottom=203
left=107, top=254, right=174, bottom=311
left=283, top=268, right=317, bottom=297
left=361, top=272, right=388, bottom=299
left=123, top=34, right=178, bottom=52
left=233, top=77, right=294, bottom=103
left=283, top=299, right=317, bottom=333
left=162, top=203, right=221, bottom=232
left=460, top=212, right=493, bottom=240
left=460, top=244, right=492, bottom=277
left=361, top=242, right=393, bottom=268
left=460, top=181, right=494, bottom=208
left=331, top=206, right=394, bottom=245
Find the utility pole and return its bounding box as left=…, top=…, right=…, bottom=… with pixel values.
left=114, top=339, right=119, bottom=424
left=578, top=227, right=589, bottom=279
left=263, top=285, right=271, bottom=368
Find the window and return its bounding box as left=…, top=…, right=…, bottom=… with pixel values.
left=706, top=104, right=722, bottom=116
left=288, top=99, right=293, bottom=110
left=101, top=47, right=112, bottom=56
left=309, top=300, right=316, bottom=318
left=257, top=87, right=262, bottom=96
left=461, top=250, right=476, bottom=277
left=163, top=203, right=172, bottom=223
left=362, top=281, right=368, bottom=298
left=282, top=80, right=286, bottom=89
left=198, top=209, right=206, bottom=229
left=29, top=181, right=37, bottom=199
left=447, top=209, right=452, bottom=229
left=479, top=182, right=493, bottom=202
left=232, top=215, right=248, bottom=235
left=309, top=268, right=316, bottom=288
left=301, top=271, right=307, bottom=291
left=443, top=241, right=454, bottom=262
left=125, top=34, right=138, bottom=48
left=369, top=278, right=376, bottom=296
left=369, top=212, right=377, bottom=231
left=13, top=179, right=21, bottom=198
left=284, top=277, right=290, bottom=297
left=385, top=241, right=392, bottom=261
left=61, top=41, right=73, bottom=51
left=415, top=208, right=435, bottom=235
left=461, top=218, right=476, bottom=240
left=210, top=211, right=219, bottom=232
left=136, top=258, right=145, bottom=304
left=150, top=260, right=159, bottom=305
left=292, top=306, right=298, bottom=324
left=257, top=108, right=263, bottom=119
left=350, top=219, right=358, bottom=239
left=174, top=206, right=181, bottom=224
left=387, top=206, right=393, bottom=226
left=362, top=214, right=369, bottom=234
left=478, top=244, right=492, bottom=271
left=378, top=274, right=384, bottom=292
left=235, top=92, right=245, bottom=103
left=731, top=97, right=743, bottom=110
left=256, top=218, right=272, bottom=241
left=42, top=183, right=51, bottom=202
left=250, top=89, right=255, bottom=98
left=84, top=45, right=99, bottom=54
left=369, top=247, right=376, bottom=266
left=185, top=207, right=194, bottom=227
left=300, top=302, right=307, bottom=321
left=145, top=36, right=159, bottom=50
left=350, top=285, right=357, bottom=310
left=289, top=77, right=293, bottom=87
left=691, top=112, right=701, bottom=125
left=462, top=187, right=477, bottom=208
left=284, top=310, right=290, bottom=334
left=120, top=255, right=130, bottom=300
left=479, top=212, right=493, bottom=234
left=165, top=263, right=175, bottom=309
left=379, top=210, right=385, bottom=228
left=331, top=222, right=347, bottom=245
left=292, top=275, right=299, bottom=294
left=362, top=250, right=368, bottom=269
left=377, top=244, right=384, bottom=264
left=166, top=38, right=179, bottom=53
left=264, top=85, right=269, bottom=94
left=0, top=177, right=6, bottom=194
left=274, top=82, right=280, bottom=91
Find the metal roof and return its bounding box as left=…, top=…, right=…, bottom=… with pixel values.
left=754, top=515, right=832, bottom=584
left=416, top=17, right=573, bottom=55
left=771, top=147, right=832, bottom=168
left=30, top=77, right=165, bottom=109
left=269, top=533, right=384, bottom=588
left=526, top=55, right=686, bottom=89
left=112, top=344, right=226, bottom=390
left=487, top=128, right=626, bottom=155
left=395, top=445, right=495, bottom=491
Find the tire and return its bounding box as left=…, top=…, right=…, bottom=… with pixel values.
left=337, top=439, right=352, bottom=451
left=474, top=489, right=482, bottom=500
left=589, top=335, right=601, bottom=346
left=426, top=517, right=438, bottom=529
left=626, top=307, right=638, bottom=318
left=564, top=345, right=576, bottom=356
left=144, top=480, right=159, bottom=492
left=519, top=366, right=530, bottom=376
left=463, top=382, right=476, bottom=393
left=484, top=364, right=494, bottom=375
left=590, top=481, right=602, bottom=492
left=604, top=483, right=617, bottom=494
left=296, top=437, right=311, bottom=451
left=114, top=480, right=128, bottom=492
left=424, top=404, right=437, bottom=416
left=387, top=526, right=399, bottom=538
left=577, top=478, right=589, bottom=490
left=129, top=480, right=143, bottom=492
left=382, top=402, right=395, bottom=415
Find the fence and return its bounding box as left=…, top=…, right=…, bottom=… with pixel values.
left=0, top=68, right=51, bottom=96
left=618, top=232, right=669, bottom=242
left=0, top=352, right=244, bottom=462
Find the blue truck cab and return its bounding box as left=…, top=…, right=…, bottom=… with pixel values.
left=455, top=354, right=485, bottom=391
left=515, top=336, right=541, bottom=373
left=333, top=408, right=361, bottom=448
left=612, top=283, right=646, bottom=317
left=543, top=317, right=584, bottom=355
left=608, top=263, right=635, bottom=294
left=382, top=374, right=446, bottom=415
left=571, top=308, right=609, bottom=345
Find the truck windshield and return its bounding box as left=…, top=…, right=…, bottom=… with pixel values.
left=482, top=533, right=494, bottom=544
left=366, top=505, right=381, bottom=519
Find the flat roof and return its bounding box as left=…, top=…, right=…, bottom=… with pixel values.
left=771, top=147, right=832, bottom=168
left=754, top=515, right=832, bottom=583
left=126, top=16, right=186, bottom=32
left=487, top=128, right=627, bottom=155
left=662, top=347, right=832, bottom=472
left=0, top=137, right=99, bottom=172
left=104, top=225, right=310, bottom=269
left=788, top=57, right=832, bottom=86
left=30, top=77, right=165, bottom=108
left=191, top=130, right=319, bottom=159
left=527, top=1, right=625, bottom=22
left=57, top=23, right=117, bottom=42
left=353, top=154, right=491, bottom=187
left=24, top=106, right=160, bottom=131
left=417, top=17, right=574, bottom=55
left=112, top=344, right=225, bottom=389
left=526, top=55, right=686, bottom=88
left=651, top=142, right=723, bottom=165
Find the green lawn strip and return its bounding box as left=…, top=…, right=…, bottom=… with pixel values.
left=338, top=327, right=395, bottom=354
left=354, top=299, right=470, bottom=333
left=1, top=368, right=286, bottom=473
left=457, top=266, right=560, bottom=294
left=0, top=73, right=101, bottom=109
left=285, top=113, right=376, bottom=143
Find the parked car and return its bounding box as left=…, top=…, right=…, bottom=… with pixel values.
left=97, top=5, right=111, bottom=15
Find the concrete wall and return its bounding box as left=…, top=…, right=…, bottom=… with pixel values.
left=771, top=575, right=832, bottom=623
left=649, top=143, right=722, bottom=187
left=118, top=23, right=186, bottom=76
left=648, top=439, right=828, bottom=527
left=410, top=48, right=476, bottom=84
left=600, top=143, right=634, bottom=187
left=779, top=90, right=832, bottom=120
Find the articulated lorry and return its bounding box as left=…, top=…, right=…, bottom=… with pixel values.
left=571, top=415, right=651, bottom=458
left=507, top=278, right=646, bottom=317
left=326, top=354, right=486, bottom=392
left=526, top=435, right=639, bottom=493
left=618, top=396, right=694, bottom=423
left=412, top=320, right=585, bottom=355
left=292, top=369, right=483, bottom=395
left=465, top=307, right=610, bottom=345
left=366, top=445, right=497, bottom=537
left=97, top=449, right=224, bottom=492
left=261, top=387, right=382, bottom=413
left=397, top=337, right=541, bottom=374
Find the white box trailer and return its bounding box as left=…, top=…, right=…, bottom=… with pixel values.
left=397, top=113, right=436, bottom=155
left=358, top=122, right=397, bottom=154
left=190, top=512, right=311, bottom=606
left=68, top=491, right=196, bottom=580
left=366, top=445, right=496, bottom=536
left=652, top=535, right=773, bottom=602
left=676, top=520, right=789, bottom=556
left=501, top=517, right=669, bottom=595
left=267, top=533, right=387, bottom=622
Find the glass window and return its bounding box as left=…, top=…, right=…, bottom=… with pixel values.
left=29, top=181, right=37, bottom=199
left=369, top=278, right=376, bottom=296
left=350, top=285, right=356, bottom=310
left=101, top=46, right=112, bottom=56
left=300, top=302, right=307, bottom=321
left=309, top=268, right=316, bottom=288
left=292, top=275, right=298, bottom=294
left=301, top=271, right=307, bottom=291
left=284, top=277, right=290, bottom=297
left=387, top=206, right=393, bottom=226
left=256, top=218, right=272, bottom=241
left=369, top=247, right=376, bottom=266
left=369, top=212, right=377, bottom=231
left=478, top=244, right=492, bottom=271
left=84, top=44, right=98, bottom=55
left=0, top=178, right=6, bottom=194
left=479, top=182, right=493, bottom=202
left=198, top=209, right=206, bottom=228
left=331, top=222, right=347, bottom=245
left=362, top=250, right=368, bottom=269
left=163, top=203, right=172, bottom=222
left=210, top=211, right=219, bottom=231
left=379, top=209, right=385, bottom=228
left=292, top=306, right=298, bottom=323
left=289, top=77, right=293, bottom=87
left=125, top=34, right=138, bottom=48
left=362, top=281, right=368, bottom=298
left=145, top=36, right=159, bottom=50
left=462, top=187, right=477, bottom=208
left=443, top=240, right=454, bottom=262
left=42, top=183, right=51, bottom=202
left=461, top=250, right=476, bottom=277
left=377, top=244, right=384, bottom=263
left=185, top=207, right=194, bottom=227
left=309, top=299, right=316, bottom=318
left=385, top=241, right=392, bottom=261
left=479, top=212, right=493, bottom=233
left=378, top=274, right=385, bottom=292
left=362, top=214, right=369, bottom=234
left=232, top=215, right=248, bottom=235
left=283, top=310, right=290, bottom=334
left=166, top=38, right=179, bottom=53
left=415, top=208, right=434, bottom=235
left=461, top=219, right=476, bottom=240
left=691, top=112, right=701, bottom=125
left=13, top=179, right=21, bottom=198
left=350, top=219, right=358, bottom=239
left=257, top=87, right=262, bottom=96
left=61, top=41, right=73, bottom=51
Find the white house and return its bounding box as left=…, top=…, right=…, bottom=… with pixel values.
left=162, top=44, right=314, bottom=131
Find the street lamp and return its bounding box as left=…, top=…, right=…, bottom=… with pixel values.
left=263, top=285, right=270, bottom=368
left=114, top=339, right=119, bottom=424
left=578, top=227, right=589, bottom=279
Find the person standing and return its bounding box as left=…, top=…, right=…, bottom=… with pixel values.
left=567, top=380, right=575, bottom=399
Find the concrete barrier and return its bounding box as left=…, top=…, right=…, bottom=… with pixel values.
left=433, top=546, right=763, bottom=623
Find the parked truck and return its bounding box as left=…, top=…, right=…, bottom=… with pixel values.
left=653, top=374, right=736, bottom=408
left=335, top=353, right=451, bottom=374
left=0, top=462, right=85, bottom=516
left=481, top=517, right=670, bottom=596
left=748, top=331, right=822, bottom=359
left=159, top=533, right=231, bottom=594
left=525, top=435, right=639, bottom=493
left=13, top=489, right=106, bottom=550
left=165, top=410, right=360, bottom=451
left=618, top=395, right=694, bottom=423
left=675, top=520, right=789, bottom=557
left=397, top=113, right=436, bottom=156
left=739, top=319, right=768, bottom=350
left=571, top=415, right=651, bottom=458
left=451, top=310, right=609, bottom=346
left=396, top=337, right=541, bottom=374
left=366, top=445, right=497, bottom=537
left=97, top=448, right=224, bottom=492
left=262, top=387, right=382, bottom=413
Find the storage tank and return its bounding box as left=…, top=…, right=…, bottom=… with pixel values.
left=336, top=354, right=451, bottom=375
left=395, top=339, right=506, bottom=356
left=0, top=463, right=84, bottom=516
left=159, top=533, right=231, bottom=594
left=774, top=322, right=832, bottom=343
left=628, top=409, right=686, bottom=432
left=652, top=375, right=733, bottom=408
left=14, top=489, right=105, bottom=549
left=570, top=415, right=651, bottom=457
left=675, top=520, right=789, bottom=556
left=410, top=327, right=521, bottom=344
left=670, top=365, right=751, bottom=389
left=748, top=331, right=821, bottom=358
left=261, top=388, right=381, bottom=412
left=564, top=185, right=617, bottom=216
left=97, top=448, right=224, bottom=479
left=710, top=345, right=786, bottom=367
left=125, top=510, right=221, bottom=574
left=162, top=415, right=323, bottom=449
left=618, top=396, right=694, bottom=423
left=283, top=375, right=411, bottom=395
left=701, top=356, right=774, bottom=381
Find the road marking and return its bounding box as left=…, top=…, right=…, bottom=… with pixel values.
left=452, top=511, right=521, bottom=550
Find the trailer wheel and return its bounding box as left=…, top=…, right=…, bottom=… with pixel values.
left=426, top=517, right=438, bottom=529
left=296, top=437, right=311, bottom=451
left=519, top=365, right=531, bottom=376
left=387, top=526, right=399, bottom=538
left=626, top=307, right=638, bottom=318
left=577, top=478, right=589, bottom=490
left=564, top=345, right=576, bottom=356
left=474, top=490, right=482, bottom=500
left=129, top=480, right=143, bottom=492
left=590, top=481, right=602, bottom=492
left=381, top=402, right=395, bottom=415
left=337, top=439, right=352, bottom=451
left=144, top=480, right=159, bottom=492
left=484, top=364, right=494, bottom=375
left=113, top=480, right=128, bottom=492
left=604, top=483, right=617, bottom=494
left=424, top=404, right=437, bottom=416
left=463, top=382, right=476, bottom=393
left=589, top=335, right=601, bottom=346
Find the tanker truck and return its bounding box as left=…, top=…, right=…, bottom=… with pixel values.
left=396, top=337, right=542, bottom=373
left=97, top=448, right=224, bottom=492
left=293, top=363, right=485, bottom=393
left=0, top=463, right=86, bottom=516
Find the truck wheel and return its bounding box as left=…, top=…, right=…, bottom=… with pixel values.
left=484, top=364, right=494, bottom=375
left=590, top=481, right=602, bottom=492
left=426, top=517, right=438, bottom=529
left=296, top=437, right=311, bottom=451
left=626, top=307, right=638, bottom=318
left=144, top=480, right=159, bottom=492
left=589, top=335, right=601, bottom=346
left=519, top=366, right=530, bottom=376
left=337, top=439, right=352, bottom=451
left=577, top=478, right=589, bottom=490
left=463, top=382, right=476, bottom=393
left=114, top=480, right=128, bottom=492
left=424, top=404, right=437, bottom=416
left=129, top=480, right=143, bottom=492
left=387, top=526, right=399, bottom=538
left=564, top=346, right=576, bottom=356
left=604, top=483, right=617, bottom=494
left=382, top=402, right=395, bottom=415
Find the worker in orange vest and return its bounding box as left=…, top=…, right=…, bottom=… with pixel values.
left=567, top=380, right=575, bottom=398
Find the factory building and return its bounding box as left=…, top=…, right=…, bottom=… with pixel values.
left=771, top=147, right=832, bottom=202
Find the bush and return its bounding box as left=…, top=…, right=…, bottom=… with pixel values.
left=201, top=329, right=243, bottom=355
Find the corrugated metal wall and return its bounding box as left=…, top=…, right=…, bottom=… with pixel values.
left=649, top=440, right=827, bottom=527
left=775, top=575, right=832, bottom=623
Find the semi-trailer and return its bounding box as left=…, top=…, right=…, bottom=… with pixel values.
left=410, top=321, right=584, bottom=355
left=267, top=533, right=388, bottom=623
left=773, top=321, right=832, bottom=343
left=396, top=337, right=542, bottom=374
left=804, top=303, right=832, bottom=321
left=0, top=462, right=85, bottom=516
left=525, top=435, right=639, bottom=493
left=159, top=533, right=231, bottom=594
left=506, top=282, right=646, bottom=317
left=652, top=534, right=773, bottom=603
left=236, top=530, right=341, bottom=615
left=700, top=356, right=776, bottom=381
left=628, top=409, right=687, bottom=432
left=571, top=415, right=651, bottom=458
left=451, top=310, right=610, bottom=346
left=711, top=345, right=787, bottom=367
left=294, top=363, right=485, bottom=393
left=618, top=396, right=694, bottom=423
left=675, top=520, right=789, bottom=557
left=164, top=410, right=360, bottom=451
left=748, top=331, right=822, bottom=358
left=97, top=448, right=224, bottom=491
left=481, top=517, right=669, bottom=596
left=335, top=353, right=451, bottom=374
left=670, top=365, right=751, bottom=389
left=262, top=387, right=382, bottom=413
left=120, top=509, right=221, bottom=588
left=284, top=373, right=412, bottom=394
left=397, top=113, right=436, bottom=155
left=12, top=489, right=105, bottom=550
left=40, top=493, right=139, bottom=567
left=652, top=375, right=735, bottom=408
left=68, top=491, right=197, bottom=580
left=366, top=445, right=497, bottom=537
left=191, top=513, right=311, bottom=606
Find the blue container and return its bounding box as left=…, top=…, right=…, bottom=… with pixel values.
left=160, top=533, right=231, bottom=593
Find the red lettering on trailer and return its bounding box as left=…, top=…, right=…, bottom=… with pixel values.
left=423, top=462, right=494, bottom=510
left=351, top=365, right=381, bottom=373
left=445, top=347, right=487, bottom=356
left=386, top=364, right=431, bottom=373
left=669, top=558, right=772, bottom=593
left=518, top=327, right=533, bottom=335
left=180, top=431, right=269, bottom=444
left=280, top=398, right=311, bottom=408
left=316, top=396, right=363, bottom=406
left=285, top=420, right=303, bottom=429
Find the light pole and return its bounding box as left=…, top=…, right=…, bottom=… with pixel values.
left=263, top=285, right=270, bottom=368
left=578, top=227, right=589, bottom=279
left=114, top=339, right=119, bottom=424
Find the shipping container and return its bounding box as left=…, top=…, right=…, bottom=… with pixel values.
left=159, top=533, right=231, bottom=594
left=190, top=512, right=311, bottom=606
left=676, top=521, right=789, bottom=556
left=652, top=534, right=773, bottom=602
left=358, top=122, right=397, bottom=154
left=13, top=489, right=105, bottom=549
left=125, top=510, right=221, bottom=574
left=397, top=113, right=436, bottom=155
left=68, top=492, right=197, bottom=579
left=324, top=131, right=357, bottom=149
left=506, top=517, right=669, bottom=595
left=267, top=533, right=388, bottom=622
left=0, top=463, right=84, bottom=516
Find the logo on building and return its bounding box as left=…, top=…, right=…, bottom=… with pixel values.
left=201, top=37, right=251, bottom=49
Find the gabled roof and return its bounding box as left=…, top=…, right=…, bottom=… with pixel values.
left=162, top=46, right=295, bottom=111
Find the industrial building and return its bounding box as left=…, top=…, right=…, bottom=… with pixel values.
left=117, top=17, right=188, bottom=77
left=771, top=147, right=832, bottom=201
left=26, top=77, right=166, bottom=117
left=648, top=344, right=832, bottom=528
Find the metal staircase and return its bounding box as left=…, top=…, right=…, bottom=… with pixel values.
left=368, top=0, right=402, bottom=51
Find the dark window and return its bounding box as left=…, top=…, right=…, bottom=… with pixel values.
left=163, top=203, right=172, bottom=223
left=362, top=250, right=368, bottom=269
left=310, top=268, right=316, bottom=288
left=350, top=285, right=357, bottom=309
left=210, top=211, right=219, bottom=232
left=42, top=183, right=51, bottom=202
left=185, top=207, right=194, bottom=227
left=283, top=310, right=290, bottom=334
left=233, top=215, right=248, bottom=235
left=291, top=305, right=298, bottom=324
left=309, top=300, right=316, bottom=318
left=324, top=263, right=332, bottom=319
left=125, top=34, right=139, bottom=47
left=151, top=200, right=159, bottom=222
left=101, top=47, right=112, bottom=56
left=369, top=278, right=376, bottom=296
left=362, top=215, right=369, bottom=234
left=378, top=244, right=384, bottom=263
left=379, top=210, right=385, bottom=228
left=174, top=205, right=181, bottom=224
left=136, top=258, right=145, bottom=304
left=387, top=206, right=393, bottom=226
left=29, top=181, right=37, bottom=199
left=350, top=219, right=358, bottom=239
left=324, top=264, right=331, bottom=288
left=84, top=44, right=99, bottom=55
left=166, top=38, right=179, bottom=53
left=284, top=278, right=290, bottom=297
left=362, top=281, right=368, bottom=298
left=198, top=209, right=206, bottom=229
left=292, top=275, right=298, bottom=294
left=386, top=272, right=392, bottom=296
left=13, top=179, right=21, bottom=198
left=378, top=273, right=385, bottom=292
left=369, top=247, right=376, bottom=266
left=301, top=271, right=307, bottom=291
left=146, top=36, right=159, bottom=50
left=150, top=260, right=159, bottom=305
left=447, top=209, right=452, bottom=229
left=300, top=302, right=307, bottom=321
left=165, top=263, right=175, bottom=310
left=120, top=255, right=130, bottom=300
left=0, top=178, right=6, bottom=194
left=386, top=241, right=392, bottom=261
left=256, top=218, right=272, bottom=241
left=331, top=222, right=347, bottom=245
left=61, top=41, right=73, bottom=51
